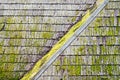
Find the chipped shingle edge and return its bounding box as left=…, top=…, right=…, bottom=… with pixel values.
left=21, top=0, right=109, bottom=80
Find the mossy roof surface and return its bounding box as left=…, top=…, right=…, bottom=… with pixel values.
left=0, top=0, right=96, bottom=79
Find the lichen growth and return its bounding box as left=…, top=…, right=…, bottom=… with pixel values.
left=21, top=10, right=90, bottom=80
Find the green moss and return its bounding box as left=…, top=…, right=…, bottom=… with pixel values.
left=0, top=46, right=3, bottom=53
left=31, top=25, right=39, bottom=31
left=106, top=66, right=113, bottom=75
left=76, top=46, right=85, bottom=54
left=71, top=17, right=77, bottom=22
left=115, top=26, right=119, bottom=35
left=107, top=29, right=114, bottom=35
left=9, top=54, right=16, bottom=62
left=100, top=77, right=109, bottom=80
left=0, top=13, right=48, bottom=80
left=0, top=72, right=19, bottom=80
left=113, top=48, right=118, bottom=54
left=6, top=17, right=14, bottom=23
left=52, top=11, right=98, bottom=79
left=8, top=77, right=19, bottom=80
left=109, top=17, right=114, bottom=26
left=0, top=63, right=17, bottom=80
left=41, top=23, right=53, bottom=39
left=68, top=66, right=76, bottom=75
left=67, top=10, right=80, bottom=23
left=0, top=24, right=4, bottom=30
left=41, top=32, right=53, bottom=39
left=101, top=46, right=106, bottom=53
left=92, top=77, right=97, bottom=80
left=0, top=39, right=19, bottom=79
left=55, top=50, right=83, bottom=76
left=0, top=17, right=5, bottom=23
left=52, top=6, right=120, bottom=80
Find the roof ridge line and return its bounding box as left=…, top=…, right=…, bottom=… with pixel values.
left=21, top=0, right=109, bottom=80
